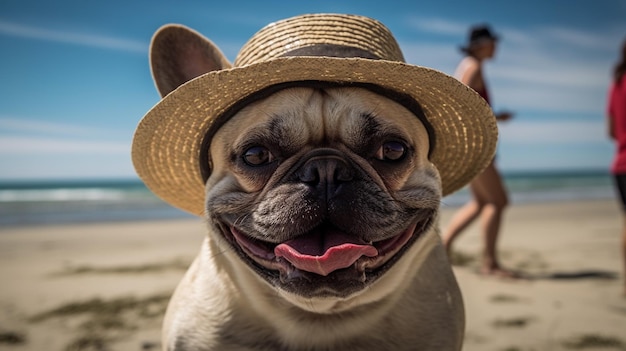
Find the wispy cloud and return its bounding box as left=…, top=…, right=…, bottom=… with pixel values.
left=498, top=120, right=608, bottom=144
left=0, top=117, right=129, bottom=154
left=0, top=20, right=148, bottom=53
left=540, top=26, right=619, bottom=52
left=0, top=119, right=133, bottom=178
left=488, top=25, right=614, bottom=113
left=496, top=119, right=613, bottom=171
left=0, top=117, right=121, bottom=137
left=0, top=136, right=128, bottom=154
left=404, top=16, right=617, bottom=114
left=400, top=42, right=459, bottom=73
left=490, top=58, right=608, bottom=89
left=407, top=17, right=467, bottom=36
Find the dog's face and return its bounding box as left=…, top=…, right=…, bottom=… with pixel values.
left=205, top=86, right=442, bottom=300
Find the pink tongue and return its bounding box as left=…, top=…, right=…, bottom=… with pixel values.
left=274, top=230, right=378, bottom=276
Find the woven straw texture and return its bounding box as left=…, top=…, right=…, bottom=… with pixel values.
left=235, top=14, right=404, bottom=65
left=132, top=14, right=498, bottom=216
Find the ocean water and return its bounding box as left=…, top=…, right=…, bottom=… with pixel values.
left=441, top=170, right=615, bottom=207
left=0, top=180, right=194, bottom=227
left=0, top=171, right=615, bottom=227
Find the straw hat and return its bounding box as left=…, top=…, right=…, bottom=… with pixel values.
left=132, top=13, right=498, bottom=216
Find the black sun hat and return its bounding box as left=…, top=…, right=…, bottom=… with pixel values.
left=460, top=24, right=500, bottom=53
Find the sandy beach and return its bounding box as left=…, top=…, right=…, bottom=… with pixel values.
left=0, top=199, right=624, bottom=351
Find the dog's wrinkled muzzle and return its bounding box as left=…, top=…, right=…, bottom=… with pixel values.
left=218, top=146, right=435, bottom=295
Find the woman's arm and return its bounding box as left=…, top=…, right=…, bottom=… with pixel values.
left=456, top=57, right=481, bottom=91
left=609, top=113, right=616, bottom=140
left=608, top=83, right=617, bottom=140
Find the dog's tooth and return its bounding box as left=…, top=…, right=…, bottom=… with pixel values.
left=356, top=260, right=370, bottom=273
left=278, top=269, right=291, bottom=283
left=359, top=271, right=366, bottom=282
left=277, top=262, right=304, bottom=283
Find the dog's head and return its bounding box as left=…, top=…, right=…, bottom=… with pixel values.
left=134, top=15, right=497, bottom=312
left=204, top=84, right=441, bottom=299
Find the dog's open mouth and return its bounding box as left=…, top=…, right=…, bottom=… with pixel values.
left=228, top=215, right=432, bottom=284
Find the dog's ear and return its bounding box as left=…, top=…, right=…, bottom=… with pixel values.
left=150, top=24, right=233, bottom=97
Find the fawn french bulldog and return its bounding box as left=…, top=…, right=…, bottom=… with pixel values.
left=132, top=13, right=498, bottom=351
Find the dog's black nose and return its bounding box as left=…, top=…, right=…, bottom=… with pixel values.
left=297, top=155, right=354, bottom=195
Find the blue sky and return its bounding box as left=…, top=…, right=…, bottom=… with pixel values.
left=0, top=0, right=624, bottom=180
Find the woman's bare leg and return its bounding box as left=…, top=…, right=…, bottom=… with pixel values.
left=470, top=161, right=511, bottom=276
left=442, top=165, right=493, bottom=255
left=442, top=193, right=483, bottom=256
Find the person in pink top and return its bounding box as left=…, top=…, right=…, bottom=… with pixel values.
left=442, top=24, right=516, bottom=278
left=607, top=38, right=626, bottom=296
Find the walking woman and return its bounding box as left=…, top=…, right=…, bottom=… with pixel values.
left=607, top=37, right=626, bottom=296
left=442, top=24, right=515, bottom=277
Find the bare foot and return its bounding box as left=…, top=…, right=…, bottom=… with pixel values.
left=480, top=266, right=521, bottom=279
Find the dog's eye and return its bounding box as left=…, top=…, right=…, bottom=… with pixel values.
left=243, top=146, right=274, bottom=166
left=376, top=141, right=406, bottom=161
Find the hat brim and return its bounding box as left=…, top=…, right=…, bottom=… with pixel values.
left=132, top=56, right=498, bottom=216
